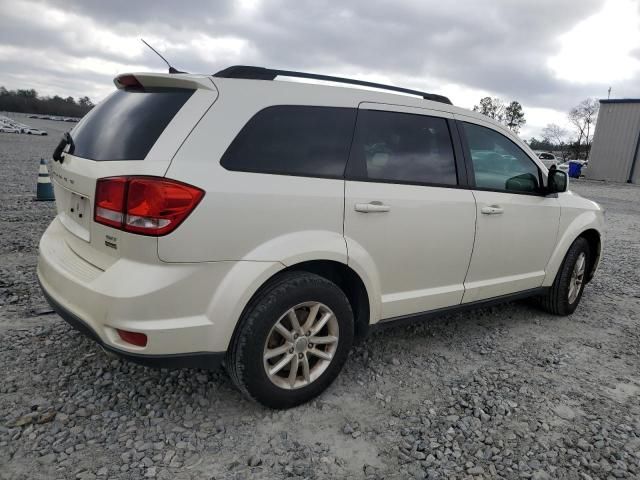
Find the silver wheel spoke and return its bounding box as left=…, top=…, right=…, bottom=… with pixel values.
left=288, top=355, right=299, bottom=387
left=568, top=252, right=587, bottom=303
left=310, top=312, right=333, bottom=336
left=301, top=354, right=310, bottom=384
left=309, top=335, right=338, bottom=345
left=302, top=303, right=320, bottom=333
left=308, top=348, right=332, bottom=361
left=264, top=344, right=291, bottom=360
left=274, top=322, right=293, bottom=341
left=287, top=309, right=303, bottom=334
left=269, top=353, right=294, bottom=376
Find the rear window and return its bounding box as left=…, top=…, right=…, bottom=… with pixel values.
left=70, top=88, right=194, bottom=161
left=220, top=105, right=357, bottom=178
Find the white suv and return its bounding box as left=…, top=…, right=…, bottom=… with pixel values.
left=38, top=66, right=604, bottom=408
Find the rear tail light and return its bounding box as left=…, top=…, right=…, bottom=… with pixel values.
left=94, top=176, right=204, bottom=236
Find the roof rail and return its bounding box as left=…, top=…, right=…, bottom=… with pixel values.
left=213, top=65, right=452, bottom=105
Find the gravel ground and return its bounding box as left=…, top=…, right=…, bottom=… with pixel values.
left=1, top=113, right=639, bottom=479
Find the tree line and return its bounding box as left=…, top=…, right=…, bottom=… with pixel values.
left=0, top=87, right=94, bottom=117
left=472, top=97, right=526, bottom=134
left=529, top=99, right=599, bottom=161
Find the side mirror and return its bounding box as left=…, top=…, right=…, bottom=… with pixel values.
left=547, top=167, right=568, bottom=193
left=505, top=173, right=538, bottom=193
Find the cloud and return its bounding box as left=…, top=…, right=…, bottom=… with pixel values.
left=549, top=0, right=640, bottom=84
left=1, top=0, right=639, bottom=137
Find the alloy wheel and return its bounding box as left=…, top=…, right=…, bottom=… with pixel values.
left=263, top=302, right=339, bottom=390
left=568, top=252, right=586, bottom=304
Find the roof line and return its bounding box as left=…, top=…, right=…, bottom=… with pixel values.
left=600, top=98, right=640, bottom=104
left=213, top=65, right=452, bottom=105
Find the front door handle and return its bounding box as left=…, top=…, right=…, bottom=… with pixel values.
left=355, top=202, right=390, bottom=213
left=481, top=205, right=504, bottom=215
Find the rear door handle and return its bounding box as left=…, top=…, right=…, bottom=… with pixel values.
left=355, top=202, right=390, bottom=213
left=481, top=205, right=504, bottom=215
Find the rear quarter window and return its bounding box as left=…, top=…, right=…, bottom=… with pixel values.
left=71, top=88, right=194, bottom=161
left=220, top=105, right=357, bottom=178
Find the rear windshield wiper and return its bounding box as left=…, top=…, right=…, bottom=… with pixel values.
left=52, top=131, right=75, bottom=163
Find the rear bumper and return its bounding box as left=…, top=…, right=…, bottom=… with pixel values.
left=40, top=279, right=224, bottom=370
left=37, top=217, right=283, bottom=363
left=37, top=217, right=243, bottom=368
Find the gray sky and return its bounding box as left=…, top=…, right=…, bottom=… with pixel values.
left=1, top=0, right=639, bottom=138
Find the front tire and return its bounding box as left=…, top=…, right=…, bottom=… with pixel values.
left=540, top=237, right=590, bottom=315
left=226, top=272, right=354, bottom=409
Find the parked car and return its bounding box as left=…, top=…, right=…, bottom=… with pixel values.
left=23, top=128, right=47, bottom=135
left=0, top=124, right=21, bottom=133
left=537, top=152, right=559, bottom=169
left=38, top=67, right=605, bottom=408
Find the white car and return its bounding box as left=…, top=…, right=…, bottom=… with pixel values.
left=537, top=152, right=559, bottom=169
left=0, top=124, right=21, bottom=133
left=38, top=67, right=604, bottom=408
left=23, top=128, right=48, bottom=135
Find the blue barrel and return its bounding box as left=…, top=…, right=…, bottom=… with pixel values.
left=568, top=161, right=582, bottom=178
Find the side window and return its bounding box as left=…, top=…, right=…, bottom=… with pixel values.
left=220, top=105, right=356, bottom=178
left=346, top=110, right=458, bottom=186
left=462, top=122, right=540, bottom=193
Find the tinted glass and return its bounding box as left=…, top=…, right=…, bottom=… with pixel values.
left=463, top=122, right=540, bottom=193
left=347, top=110, right=457, bottom=185
left=71, top=88, right=194, bottom=161
left=539, top=153, right=554, bottom=160
left=220, top=106, right=357, bottom=178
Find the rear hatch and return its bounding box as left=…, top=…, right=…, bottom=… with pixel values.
left=48, top=73, right=218, bottom=270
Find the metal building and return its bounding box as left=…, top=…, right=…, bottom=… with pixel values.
left=587, top=99, right=640, bottom=184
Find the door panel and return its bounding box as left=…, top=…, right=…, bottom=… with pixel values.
left=344, top=104, right=476, bottom=320
left=462, top=191, right=559, bottom=302
left=457, top=118, right=561, bottom=302
left=345, top=182, right=476, bottom=318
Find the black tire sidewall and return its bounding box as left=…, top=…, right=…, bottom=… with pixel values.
left=556, top=238, right=590, bottom=314
left=231, top=273, right=354, bottom=409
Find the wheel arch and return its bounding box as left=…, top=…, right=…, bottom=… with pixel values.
left=281, top=260, right=371, bottom=343
left=578, top=228, right=601, bottom=283
left=543, top=216, right=603, bottom=287
left=229, top=260, right=372, bottom=347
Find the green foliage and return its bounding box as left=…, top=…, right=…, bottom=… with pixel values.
left=0, top=87, right=94, bottom=117
left=528, top=137, right=555, bottom=151
left=473, top=97, right=526, bottom=134
left=504, top=101, right=526, bottom=134
left=472, top=97, right=505, bottom=122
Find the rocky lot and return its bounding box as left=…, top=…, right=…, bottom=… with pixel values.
left=1, top=114, right=639, bottom=479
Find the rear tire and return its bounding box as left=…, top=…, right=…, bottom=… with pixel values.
left=226, top=272, right=354, bottom=409
left=539, top=237, right=590, bottom=315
